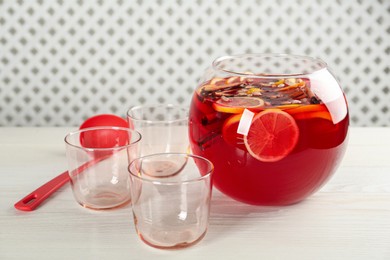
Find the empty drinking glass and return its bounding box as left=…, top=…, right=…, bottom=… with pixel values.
left=128, top=153, right=214, bottom=249
left=65, top=127, right=141, bottom=210
left=127, top=104, right=189, bottom=177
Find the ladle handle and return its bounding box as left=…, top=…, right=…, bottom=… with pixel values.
left=14, top=156, right=106, bottom=211
left=14, top=171, right=70, bottom=211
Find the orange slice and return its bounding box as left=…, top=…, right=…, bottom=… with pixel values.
left=287, top=104, right=327, bottom=115
left=287, top=104, right=332, bottom=121
left=213, top=97, right=264, bottom=114
left=222, top=114, right=245, bottom=149
left=244, top=109, right=299, bottom=162
left=275, top=104, right=302, bottom=110
left=293, top=110, right=333, bottom=121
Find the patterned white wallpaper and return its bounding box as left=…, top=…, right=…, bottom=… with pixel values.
left=0, top=0, right=389, bottom=126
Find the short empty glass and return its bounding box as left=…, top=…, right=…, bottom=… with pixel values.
left=65, top=127, right=141, bottom=210
left=128, top=153, right=214, bottom=249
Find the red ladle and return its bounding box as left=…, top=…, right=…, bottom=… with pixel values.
left=14, top=114, right=129, bottom=211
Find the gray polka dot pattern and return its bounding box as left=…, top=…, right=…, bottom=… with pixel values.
left=0, top=0, right=389, bottom=126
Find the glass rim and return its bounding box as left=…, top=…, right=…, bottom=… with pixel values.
left=64, top=126, right=141, bottom=151
left=212, top=53, right=328, bottom=78
left=126, top=104, right=189, bottom=124
left=128, top=153, right=214, bottom=185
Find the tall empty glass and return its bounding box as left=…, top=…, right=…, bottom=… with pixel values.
left=127, top=104, right=189, bottom=177
left=127, top=104, right=189, bottom=154
left=128, top=153, right=214, bottom=249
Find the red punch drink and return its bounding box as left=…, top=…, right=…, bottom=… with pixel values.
left=189, top=54, right=349, bottom=205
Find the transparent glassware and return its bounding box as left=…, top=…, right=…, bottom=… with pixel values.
left=127, top=104, right=189, bottom=177
left=128, top=153, right=214, bottom=249
left=65, top=127, right=141, bottom=210
left=189, top=53, right=349, bottom=205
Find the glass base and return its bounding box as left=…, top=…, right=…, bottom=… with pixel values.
left=76, top=191, right=131, bottom=210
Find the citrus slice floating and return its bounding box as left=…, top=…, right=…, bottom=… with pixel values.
left=213, top=97, right=264, bottom=114
left=244, top=109, right=299, bottom=162
left=275, top=104, right=302, bottom=110
left=293, top=110, right=333, bottom=121
left=222, top=114, right=246, bottom=149
left=288, top=104, right=332, bottom=122
left=287, top=103, right=327, bottom=115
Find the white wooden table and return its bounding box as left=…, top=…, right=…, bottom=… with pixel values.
left=1, top=127, right=390, bottom=259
